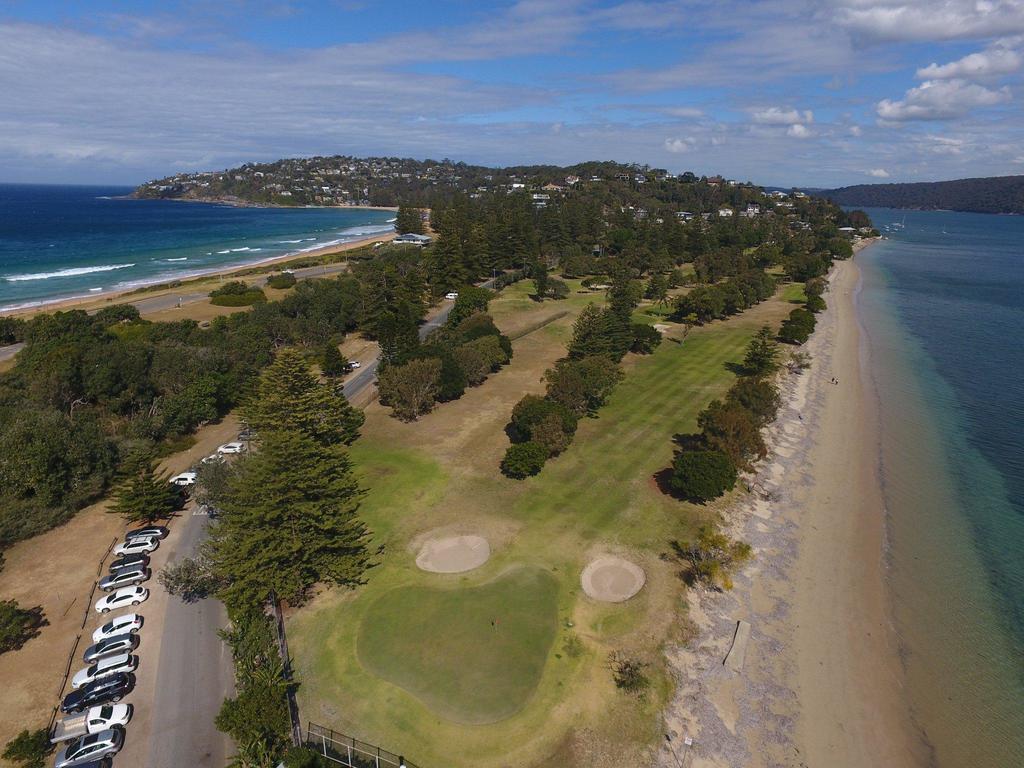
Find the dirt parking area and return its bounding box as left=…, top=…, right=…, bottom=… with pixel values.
left=0, top=414, right=240, bottom=764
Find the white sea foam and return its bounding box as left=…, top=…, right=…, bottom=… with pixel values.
left=4, top=263, right=136, bottom=282
left=217, top=249, right=231, bottom=254
left=89, top=287, right=103, bottom=292
left=164, top=257, right=189, bottom=262
left=277, top=239, right=304, bottom=244
left=230, top=247, right=250, bottom=252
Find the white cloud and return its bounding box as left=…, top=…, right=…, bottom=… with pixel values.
left=751, top=107, right=814, bottom=125
left=866, top=168, right=890, bottom=177
left=877, top=79, right=1011, bottom=121
left=664, top=136, right=697, bottom=153
left=918, top=46, right=1023, bottom=79
left=921, top=135, right=967, bottom=154
left=849, top=125, right=863, bottom=135
left=833, top=0, right=1024, bottom=42
left=787, top=123, right=813, bottom=138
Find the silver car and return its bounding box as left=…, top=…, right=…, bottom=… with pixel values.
left=54, top=728, right=123, bottom=767
left=82, top=633, right=139, bottom=664
left=97, top=567, right=150, bottom=592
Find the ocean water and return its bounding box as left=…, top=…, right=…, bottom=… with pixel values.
left=0, top=184, right=396, bottom=311
left=856, top=208, right=1024, bottom=766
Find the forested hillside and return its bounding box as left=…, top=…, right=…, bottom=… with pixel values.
left=823, top=175, right=1024, bottom=214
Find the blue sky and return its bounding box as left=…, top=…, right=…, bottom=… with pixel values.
left=2, top=0, right=1023, bottom=186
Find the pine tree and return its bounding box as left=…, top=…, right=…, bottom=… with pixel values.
left=395, top=205, right=423, bottom=235
left=208, top=428, right=372, bottom=610
left=109, top=458, right=179, bottom=523
left=743, top=326, right=780, bottom=376
left=567, top=304, right=609, bottom=359
left=320, top=345, right=349, bottom=378
left=244, top=348, right=363, bottom=446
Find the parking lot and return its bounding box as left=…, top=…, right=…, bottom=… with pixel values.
left=0, top=416, right=241, bottom=767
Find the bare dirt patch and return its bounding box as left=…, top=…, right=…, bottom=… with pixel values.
left=415, top=535, right=491, bottom=573
left=581, top=556, right=646, bottom=603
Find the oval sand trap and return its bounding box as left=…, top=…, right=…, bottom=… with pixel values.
left=581, top=556, right=646, bottom=602
left=416, top=535, right=490, bottom=573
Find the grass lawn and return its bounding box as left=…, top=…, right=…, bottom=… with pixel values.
left=357, top=566, right=559, bottom=724
left=288, top=283, right=800, bottom=768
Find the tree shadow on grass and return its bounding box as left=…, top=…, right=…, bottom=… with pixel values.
left=0, top=604, right=48, bottom=654
left=724, top=361, right=749, bottom=376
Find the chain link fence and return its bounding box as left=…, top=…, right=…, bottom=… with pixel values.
left=305, top=723, right=420, bottom=768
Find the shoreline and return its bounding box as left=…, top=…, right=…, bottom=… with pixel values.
left=124, top=192, right=399, bottom=212
left=0, top=230, right=396, bottom=318
left=659, top=244, right=929, bottom=767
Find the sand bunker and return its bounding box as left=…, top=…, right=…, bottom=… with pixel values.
left=581, top=556, right=646, bottom=602
left=416, top=535, right=490, bottom=574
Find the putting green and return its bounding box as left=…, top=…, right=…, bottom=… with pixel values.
left=356, top=566, right=559, bottom=724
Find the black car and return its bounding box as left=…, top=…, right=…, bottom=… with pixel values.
left=124, top=525, right=169, bottom=541
left=61, top=672, right=135, bottom=714
left=108, top=553, right=150, bottom=572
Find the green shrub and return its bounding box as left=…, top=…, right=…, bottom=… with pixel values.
left=778, top=307, right=816, bottom=344
left=2, top=728, right=51, bottom=768
left=509, top=395, right=577, bottom=442
left=805, top=294, right=826, bottom=313
left=210, top=281, right=267, bottom=306
left=500, top=442, right=548, bottom=478
left=266, top=272, right=297, bottom=290
left=630, top=323, right=662, bottom=354
left=727, top=377, right=781, bottom=427
left=669, top=450, right=737, bottom=502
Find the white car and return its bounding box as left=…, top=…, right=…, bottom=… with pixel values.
left=71, top=653, right=138, bottom=689
left=80, top=703, right=133, bottom=732
left=201, top=453, right=223, bottom=465
left=348, top=361, right=361, bottom=370
left=54, top=729, right=124, bottom=768
left=170, top=471, right=196, bottom=487
left=92, top=613, right=143, bottom=643
left=445, top=291, right=459, bottom=300
left=95, top=586, right=148, bottom=614
left=113, top=537, right=158, bottom=557
left=217, top=441, right=246, bottom=455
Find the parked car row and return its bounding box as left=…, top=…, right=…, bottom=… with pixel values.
left=53, top=525, right=168, bottom=765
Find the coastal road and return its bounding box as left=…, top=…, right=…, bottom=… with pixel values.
left=0, top=341, right=24, bottom=362
left=125, top=261, right=353, bottom=316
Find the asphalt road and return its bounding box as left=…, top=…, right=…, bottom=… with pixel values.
left=124, top=262, right=353, bottom=315
left=340, top=285, right=489, bottom=402
left=0, top=341, right=24, bottom=362
left=143, top=509, right=234, bottom=768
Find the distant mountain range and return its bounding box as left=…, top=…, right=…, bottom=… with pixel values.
left=822, top=175, right=1024, bottom=215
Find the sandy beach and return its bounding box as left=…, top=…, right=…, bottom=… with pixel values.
left=1, top=230, right=396, bottom=319
left=660, top=247, right=932, bottom=768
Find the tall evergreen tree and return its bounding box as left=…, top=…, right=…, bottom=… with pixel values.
left=108, top=458, right=179, bottom=523
left=244, top=348, right=363, bottom=446
left=395, top=205, right=423, bottom=235
left=320, top=345, right=350, bottom=378
left=742, top=326, right=780, bottom=377
left=208, top=428, right=372, bottom=610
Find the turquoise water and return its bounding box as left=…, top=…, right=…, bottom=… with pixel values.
left=0, top=184, right=396, bottom=311
left=857, top=208, right=1024, bottom=766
